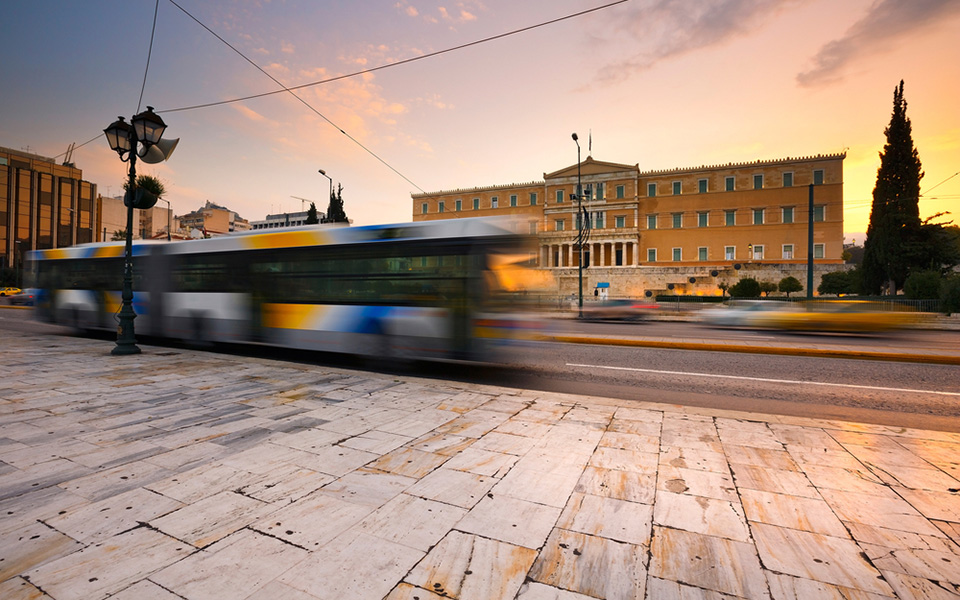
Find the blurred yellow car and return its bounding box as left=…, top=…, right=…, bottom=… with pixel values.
left=751, top=300, right=920, bottom=332
left=1, top=287, right=21, bottom=296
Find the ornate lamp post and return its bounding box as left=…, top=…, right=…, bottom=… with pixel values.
left=103, top=107, right=168, bottom=355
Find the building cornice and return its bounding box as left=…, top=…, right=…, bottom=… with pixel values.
left=412, top=152, right=846, bottom=199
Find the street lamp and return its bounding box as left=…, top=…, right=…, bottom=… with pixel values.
left=571, top=133, right=588, bottom=318
left=103, top=106, right=170, bottom=355
left=158, top=198, right=172, bottom=241
left=318, top=169, right=332, bottom=221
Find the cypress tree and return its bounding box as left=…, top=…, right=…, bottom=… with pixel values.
left=325, top=183, right=349, bottom=224
left=305, top=202, right=319, bottom=224
left=862, top=80, right=924, bottom=294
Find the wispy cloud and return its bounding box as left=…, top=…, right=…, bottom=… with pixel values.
left=797, top=0, right=960, bottom=87
left=594, top=0, right=797, bottom=84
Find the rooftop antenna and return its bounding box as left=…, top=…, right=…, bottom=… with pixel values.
left=63, top=142, right=76, bottom=167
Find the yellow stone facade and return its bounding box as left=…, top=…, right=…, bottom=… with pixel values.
left=413, top=153, right=845, bottom=296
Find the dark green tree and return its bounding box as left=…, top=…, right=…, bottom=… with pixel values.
left=111, top=230, right=128, bottom=241
left=903, top=270, right=941, bottom=299
left=325, top=184, right=349, bottom=224
left=729, top=277, right=761, bottom=298
left=818, top=271, right=855, bottom=295
left=861, top=81, right=924, bottom=295
left=305, top=202, right=320, bottom=225
left=778, top=276, right=803, bottom=298
left=759, top=281, right=778, bottom=297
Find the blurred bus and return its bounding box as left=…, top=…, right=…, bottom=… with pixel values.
left=25, top=218, right=546, bottom=361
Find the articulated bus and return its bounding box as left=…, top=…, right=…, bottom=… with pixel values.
left=26, top=218, right=548, bottom=361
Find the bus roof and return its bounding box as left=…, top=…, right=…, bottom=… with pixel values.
left=27, top=217, right=525, bottom=260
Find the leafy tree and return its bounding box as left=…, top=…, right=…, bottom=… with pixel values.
left=306, top=202, right=320, bottom=225
left=862, top=81, right=924, bottom=295
left=729, top=277, right=761, bottom=298
left=903, top=270, right=941, bottom=300
left=759, top=281, right=778, bottom=297
left=778, top=276, right=803, bottom=298
left=941, top=276, right=960, bottom=316
left=325, top=183, right=349, bottom=224
left=717, top=280, right=730, bottom=299
left=111, top=229, right=128, bottom=241
left=818, top=271, right=856, bottom=295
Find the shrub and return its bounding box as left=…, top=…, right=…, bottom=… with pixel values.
left=904, top=270, right=941, bottom=299
left=778, top=276, right=803, bottom=298
left=729, top=277, right=761, bottom=298
left=941, top=276, right=960, bottom=315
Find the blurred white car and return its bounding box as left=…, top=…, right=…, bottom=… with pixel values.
left=699, top=300, right=790, bottom=328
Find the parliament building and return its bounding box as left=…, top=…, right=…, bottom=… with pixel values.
left=412, top=153, right=845, bottom=297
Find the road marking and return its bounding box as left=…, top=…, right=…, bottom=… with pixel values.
left=566, top=363, right=960, bottom=397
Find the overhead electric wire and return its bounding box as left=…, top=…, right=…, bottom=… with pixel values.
left=138, top=0, right=162, bottom=112
left=159, top=0, right=630, bottom=114
left=166, top=0, right=432, bottom=194
left=921, top=171, right=959, bottom=196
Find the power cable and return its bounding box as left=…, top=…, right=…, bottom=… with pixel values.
left=921, top=171, right=959, bottom=196
left=166, top=0, right=430, bottom=194
left=138, top=0, right=161, bottom=112
left=159, top=0, right=630, bottom=114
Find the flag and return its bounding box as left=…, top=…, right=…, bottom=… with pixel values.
left=589, top=130, right=592, bottom=154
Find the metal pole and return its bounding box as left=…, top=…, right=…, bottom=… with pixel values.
left=807, top=183, right=814, bottom=300
left=113, top=130, right=141, bottom=355
left=576, top=140, right=583, bottom=318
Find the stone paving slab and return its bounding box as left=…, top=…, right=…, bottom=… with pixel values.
left=1, top=331, right=960, bottom=599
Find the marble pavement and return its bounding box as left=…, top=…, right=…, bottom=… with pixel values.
left=1, top=331, right=959, bottom=599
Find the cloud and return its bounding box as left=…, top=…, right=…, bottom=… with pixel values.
left=280, top=41, right=295, bottom=54
left=594, top=0, right=797, bottom=84
left=797, top=0, right=960, bottom=87
left=232, top=104, right=272, bottom=124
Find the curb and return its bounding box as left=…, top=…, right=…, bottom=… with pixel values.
left=537, top=334, right=960, bottom=366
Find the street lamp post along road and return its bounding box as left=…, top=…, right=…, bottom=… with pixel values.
left=103, top=106, right=171, bottom=355
left=571, top=133, right=589, bottom=318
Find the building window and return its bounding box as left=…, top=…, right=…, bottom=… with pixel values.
left=510, top=194, right=518, bottom=207
left=421, top=203, right=428, bottom=214
left=438, top=201, right=445, bottom=213
left=783, top=172, right=794, bottom=187
left=753, top=209, right=764, bottom=225
left=647, top=183, right=657, bottom=197
left=698, top=247, right=708, bottom=261
left=556, top=190, right=564, bottom=203
left=672, top=248, right=682, bottom=262
left=725, top=176, right=735, bottom=191
left=530, top=192, right=537, bottom=205
left=491, top=197, right=498, bottom=209
left=594, top=212, right=604, bottom=229
left=813, top=169, right=824, bottom=185
left=616, top=185, right=625, bottom=199
left=647, top=248, right=657, bottom=262
left=750, top=244, right=764, bottom=260
left=595, top=183, right=605, bottom=200
left=814, top=205, right=825, bottom=222
left=725, top=246, right=735, bottom=260
left=753, top=174, right=764, bottom=189
left=473, top=198, right=480, bottom=210
left=555, top=219, right=564, bottom=231
left=647, top=214, right=657, bottom=229
left=615, top=215, right=625, bottom=228
left=529, top=222, right=538, bottom=234
left=782, top=244, right=794, bottom=259
left=699, top=179, right=708, bottom=193
left=782, top=206, right=794, bottom=224
left=698, top=212, right=708, bottom=227
left=672, top=213, right=682, bottom=228
left=725, top=210, right=736, bottom=226
left=672, top=181, right=681, bottom=195
left=814, top=243, right=824, bottom=259
left=455, top=199, right=462, bottom=212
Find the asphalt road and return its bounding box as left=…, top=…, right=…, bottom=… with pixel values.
left=3, top=308, right=958, bottom=432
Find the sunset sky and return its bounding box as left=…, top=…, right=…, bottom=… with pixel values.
left=2, top=0, right=958, bottom=241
